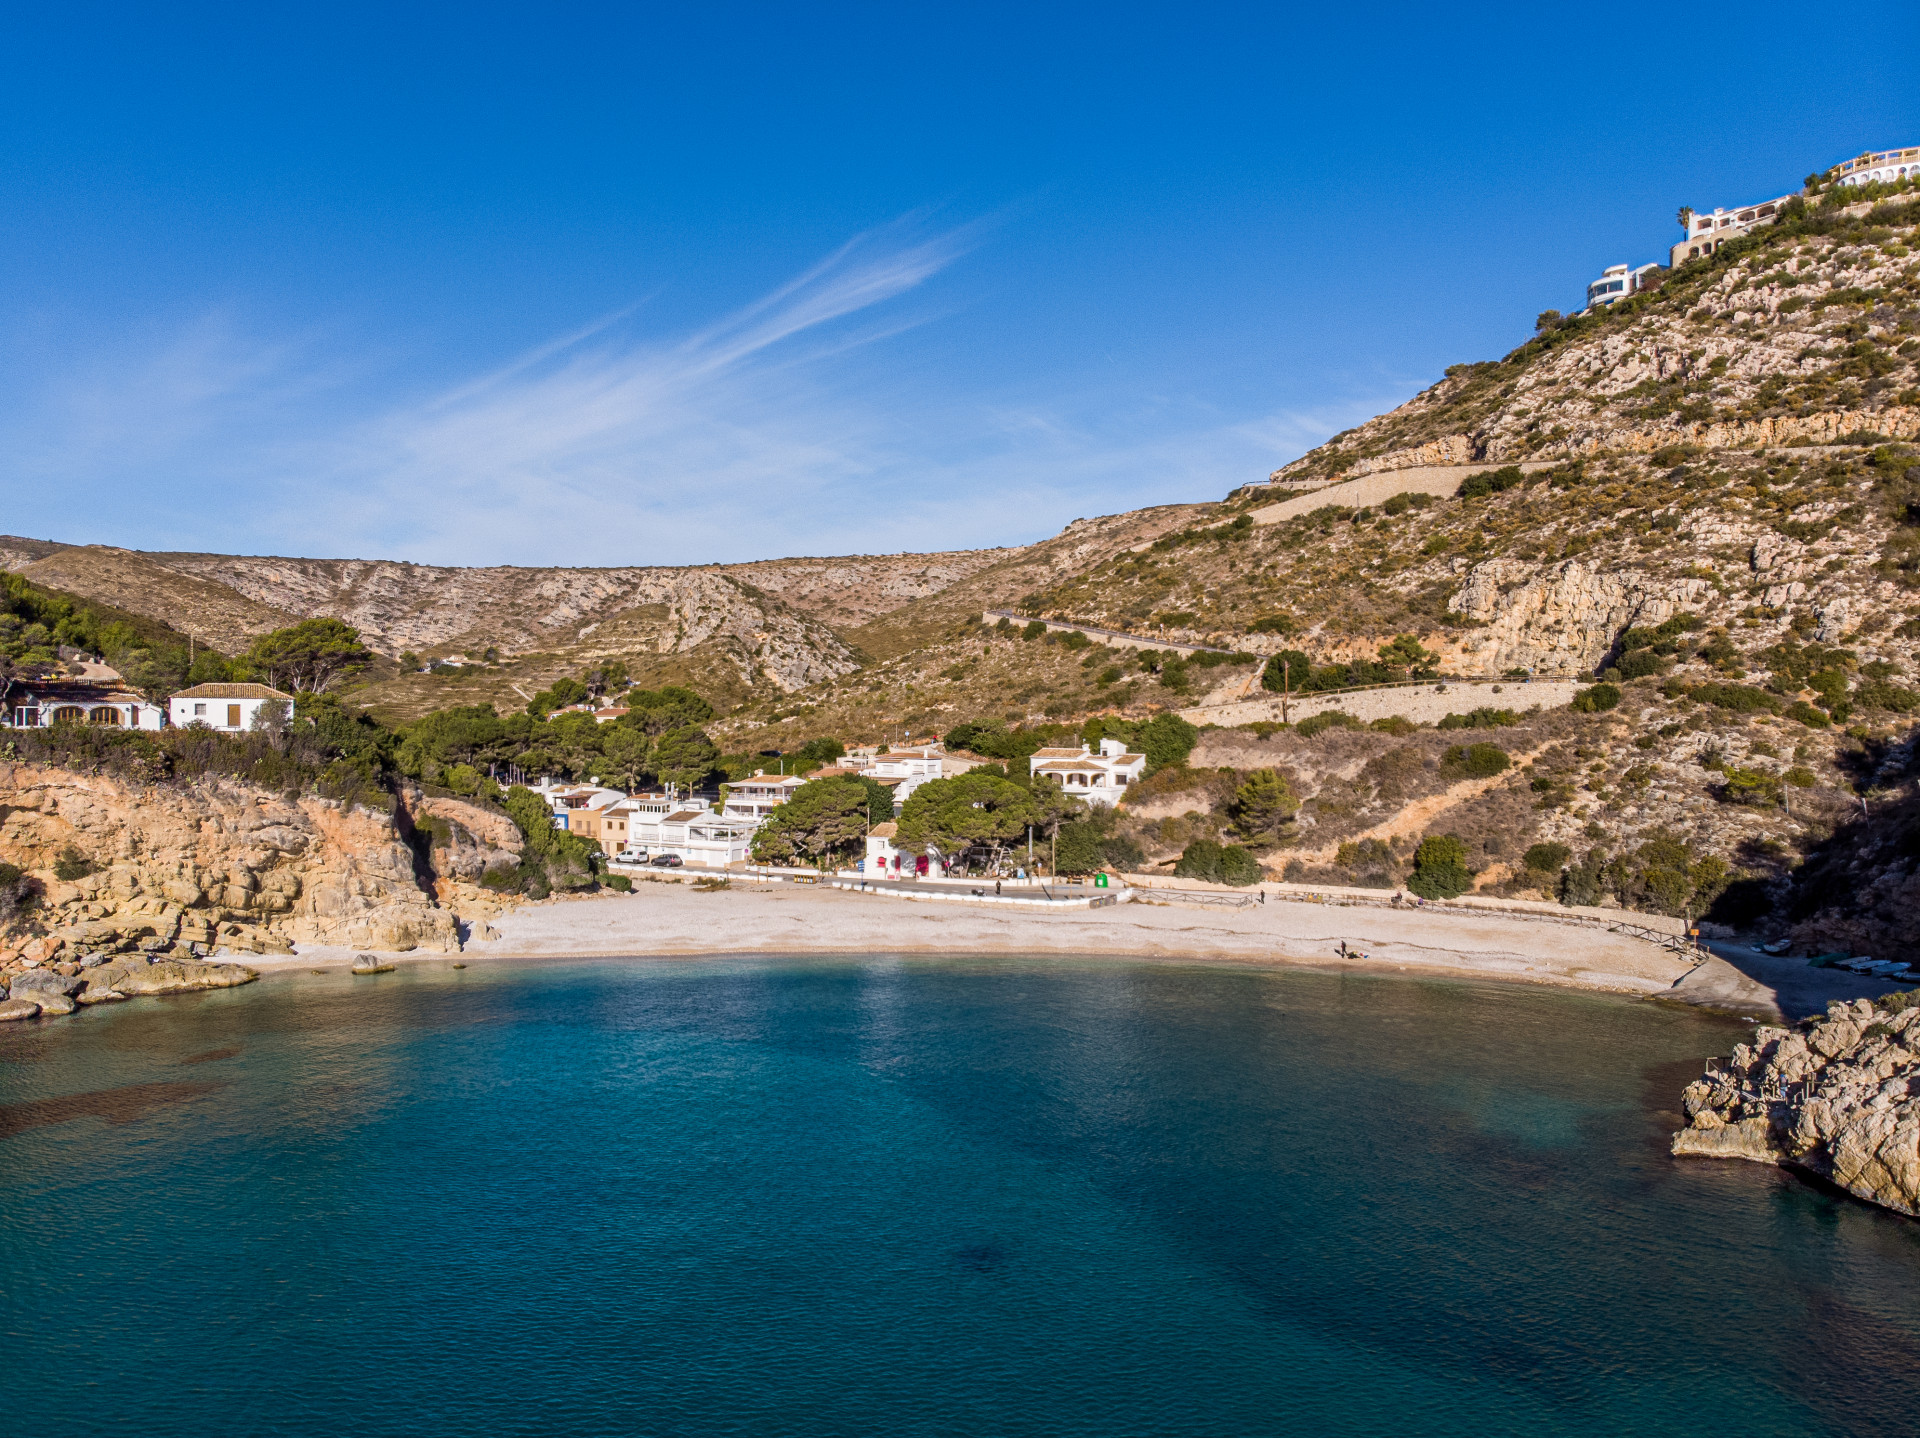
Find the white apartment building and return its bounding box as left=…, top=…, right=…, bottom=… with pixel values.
left=1028, top=738, right=1146, bottom=808
left=167, top=683, right=294, bottom=733
left=615, top=807, right=759, bottom=867
left=1833, top=146, right=1919, bottom=188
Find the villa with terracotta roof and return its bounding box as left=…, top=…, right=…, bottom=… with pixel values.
left=3, top=678, right=165, bottom=730
left=167, top=683, right=294, bottom=733
left=1028, top=738, right=1145, bottom=808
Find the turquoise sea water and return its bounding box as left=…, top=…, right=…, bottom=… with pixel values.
left=4, top=956, right=1919, bottom=1436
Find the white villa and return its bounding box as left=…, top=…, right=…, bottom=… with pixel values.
left=836, top=743, right=979, bottom=806
left=1833, top=146, right=1919, bottom=188
left=614, top=806, right=759, bottom=868
left=1028, top=738, right=1146, bottom=808
left=1582, top=261, right=1662, bottom=312
left=3, top=680, right=165, bottom=730
left=167, top=683, right=294, bottom=733
left=723, top=772, right=808, bottom=820
left=1669, top=192, right=1798, bottom=266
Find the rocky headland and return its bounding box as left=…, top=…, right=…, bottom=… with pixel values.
left=1673, top=994, right=1920, bottom=1218
left=0, top=761, right=525, bottom=1022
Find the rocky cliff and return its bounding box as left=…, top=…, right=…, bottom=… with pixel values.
left=1674, top=996, right=1920, bottom=1218
left=0, top=763, right=520, bottom=964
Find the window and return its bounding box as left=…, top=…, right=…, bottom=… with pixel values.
left=193, top=702, right=207, bottom=716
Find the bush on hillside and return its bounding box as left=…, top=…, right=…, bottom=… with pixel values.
left=1571, top=683, right=1622, bottom=713
left=1522, top=842, right=1571, bottom=874
left=1458, top=465, right=1525, bottom=499
left=1407, top=834, right=1472, bottom=899
left=1295, top=710, right=1364, bottom=737
left=1436, top=707, right=1518, bottom=730
left=1442, top=742, right=1511, bottom=779
left=1173, top=839, right=1264, bottom=887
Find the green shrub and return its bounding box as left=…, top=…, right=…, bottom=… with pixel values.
left=1523, top=842, right=1571, bottom=873
left=1571, top=683, right=1622, bottom=713
left=1442, top=742, right=1510, bottom=778
left=1615, top=648, right=1665, bottom=680
left=604, top=874, right=633, bottom=892
left=1407, top=834, right=1472, bottom=899
left=1296, top=710, right=1363, bottom=737
left=1436, top=707, right=1519, bottom=730
left=1172, top=839, right=1265, bottom=887
left=1458, top=465, right=1526, bottom=499
left=1721, top=767, right=1783, bottom=807
left=0, top=861, right=39, bottom=924
left=1021, top=621, right=1048, bottom=641
left=1370, top=716, right=1416, bottom=735
left=52, top=846, right=96, bottom=882
left=1689, top=682, right=1779, bottom=713
left=1785, top=701, right=1831, bottom=728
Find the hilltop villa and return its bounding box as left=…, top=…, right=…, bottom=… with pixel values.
left=1833, top=146, right=1919, bottom=188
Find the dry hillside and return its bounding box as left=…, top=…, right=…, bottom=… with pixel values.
left=11, top=175, right=1920, bottom=955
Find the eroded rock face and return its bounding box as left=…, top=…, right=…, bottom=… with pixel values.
left=1446, top=560, right=1713, bottom=674
left=0, top=763, right=519, bottom=962
left=1673, top=998, right=1920, bottom=1218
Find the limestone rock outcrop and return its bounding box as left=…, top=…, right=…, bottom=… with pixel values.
left=0, top=763, right=521, bottom=965
left=1446, top=560, right=1713, bottom=674
left=1673, top=997, right=1920, bottom=1218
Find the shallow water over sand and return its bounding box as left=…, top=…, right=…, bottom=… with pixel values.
left=4, top=956, right=1918, bottom=1436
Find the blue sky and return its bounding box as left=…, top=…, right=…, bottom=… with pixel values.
left=2, top=3, right=1914, bottom=567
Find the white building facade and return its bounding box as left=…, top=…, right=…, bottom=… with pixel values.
left=1833, top=146, right=1919, bottom=188
left=1669, top=193, right=1797, bottom=266
left=3, top=681, right=165, bottom=730
left=167, top=683, right=294, bottom=732
left=722, top=772, right=808, bottom=820
left=1028, top=738, right=1146, bottom=808
left=1583, top=261, right=1662, bottom=312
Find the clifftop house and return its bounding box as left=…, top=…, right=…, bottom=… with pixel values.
left=2, top=678, right=165, bottom=730
left=167, top=683, right=292, bottom=733
left=1832, top=146, right=1919, bottom=188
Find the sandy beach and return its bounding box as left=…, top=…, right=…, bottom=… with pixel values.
left=244, top=879, right=1918, bottom=1021
left=268, top=880, right=1695, bottom=992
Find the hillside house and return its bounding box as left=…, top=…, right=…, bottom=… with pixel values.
left=1028, top=738, right=1146, bottom=808
left=841, top=745, right=952, bottom=804
left=1582, top=262, right=1663, bottom=312
left=167, top=683, right=294, bottom=733
left=2, top=680, right=165, bottom=730
left=723, top=772, right=808, bottom=820
left=1833, top=146, right=1919, bottom=188
left=1669, top=192, right=1797, bottom=266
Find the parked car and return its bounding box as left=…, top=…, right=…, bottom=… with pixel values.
left=650, top=853, right=684, bottom=868
left=614, top=848, right=648, bottom=864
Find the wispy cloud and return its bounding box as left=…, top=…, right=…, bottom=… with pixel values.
left=0, top=220, right=1406, bottom=565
